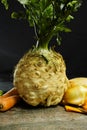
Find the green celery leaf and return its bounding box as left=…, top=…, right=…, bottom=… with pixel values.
left=1, top=0, right=9, bottom=10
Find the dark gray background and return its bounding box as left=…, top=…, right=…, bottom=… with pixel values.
left=0, top=1, right=87, bottom=90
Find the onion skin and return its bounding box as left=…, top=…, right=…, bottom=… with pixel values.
left=62, top=78, right=87, bottom=113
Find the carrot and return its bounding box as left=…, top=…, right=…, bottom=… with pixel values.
left=0, top=87, right=20, bottom=111
left=65, top=105, right=82, bottom=113
left=2, top=87, right=19, bottom=98
left=0, top=95, right=20, bottom=111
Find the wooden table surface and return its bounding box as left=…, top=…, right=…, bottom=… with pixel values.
left=0, top=101, right=87, bottom=130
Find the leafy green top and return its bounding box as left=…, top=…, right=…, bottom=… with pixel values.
left=1, top=0, right=82, bottom=49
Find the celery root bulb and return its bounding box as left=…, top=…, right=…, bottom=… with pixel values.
left=13, top=48, right=69, bottom=106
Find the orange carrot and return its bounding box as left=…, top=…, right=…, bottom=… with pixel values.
left=0, top=95, right=20, bottom=111
left=65, top=105, right=82, bottom=113
left=65, top=105, right=87, bottom=114
left=2, top=87, right=19, bottom=98
left=0, top=87, right=20, bottom=111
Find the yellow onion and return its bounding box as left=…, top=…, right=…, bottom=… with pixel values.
left=62, top=78, right=87, bottom=106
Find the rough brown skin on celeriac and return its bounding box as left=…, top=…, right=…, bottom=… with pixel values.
left=13, top=49, right=69, bottom=106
